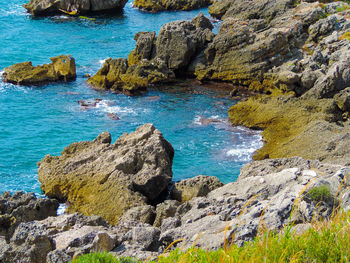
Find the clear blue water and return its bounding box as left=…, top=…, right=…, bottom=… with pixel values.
left=0, top=0, right=262, bottom=194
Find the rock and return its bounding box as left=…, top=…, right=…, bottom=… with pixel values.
left=119, top=205, right=156, bottom=225
left=171, top=175, right=223, bottom=202
left=153, top=200, right=180, bottom=227
left=24, top=0, right=128, bottom=16
left=228, top=95, right=349, bottom=164
left=88, top=58, right=175, bottom=92
left=0, top=191, right=58, bottom=239
left=134, top=0, right=210, bottom=12
left=2, top=222, right=54, bottom=263
left=155, top=17, right=214, bottom=72
left=107, top=113, right=120, bottom=120
left=195, top=2, right=325, bottom=84
left=209, top=0, right=293, bottom=20
left=303, top=47, right=350, bottom=99
left=158, top=157, right=349, bottom=250
left=125, top=226, right=161, bottom=251
left=38, top=124, right=174, bottom=224
left=88, top=13, right=213, bottom=92
left=92, top=232, right=116, bottom=252
left=334, top=87, right=350, bottom=116
left=46, top=250, right=71, bottom=263
left=2, top=55, right=76, bottom=85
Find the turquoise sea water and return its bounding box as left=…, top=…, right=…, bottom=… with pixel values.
left=0, top=1, right=262, bottom=194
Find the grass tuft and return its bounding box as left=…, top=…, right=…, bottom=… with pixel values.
left=307, top=184, right=333, bottom=203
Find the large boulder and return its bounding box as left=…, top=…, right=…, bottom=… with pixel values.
left=88, top=13, right=214, bottom=92
left=37, top=124, right=174, bottom=224
left=23, top=0, right=128, bottom=16
left=2, top=55, right=76, bottom=85
left=134, top=0, right=210, bottom=12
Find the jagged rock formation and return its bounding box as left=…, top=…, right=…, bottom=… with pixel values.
left=23, top=0, right=128, bottom=16
left=2, top=55, right=76, bottom=85
left=134, top=0, right=211, bottom=12
left=37, top=124, right=174, bottom=225
left=0, top=191, right=58, bottom=240
left=87, top=12, right=214, bottom=93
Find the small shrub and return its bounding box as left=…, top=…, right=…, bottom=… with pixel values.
left=307, top=184, right=333, bottom=203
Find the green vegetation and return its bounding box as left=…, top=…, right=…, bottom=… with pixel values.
left=340, top=32, right=350, bottom=41
left=74, top=211, right=350, bottom=263
left=307, top=184, right=333, bottom=203
left=71, top=252, right=138, bottom=263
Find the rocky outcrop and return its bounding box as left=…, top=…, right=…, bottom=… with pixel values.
left=159, top=158, right=349, bottom=249
left=88, top=13, right=214, bottom=93
left=38, top=124, right=174, bottom=225
left=209, top=0, right=294, bottom=20
left=2, top=55, right=76, bottom=85
left=171, top=175, right=223, bottom=202
left=228, top=96, right=350, bottom=165
left=134, top=0, right=210, bottom=12
left=23, top=0, right=128, bottom=16
left=0, top=191, right=58, bottom=239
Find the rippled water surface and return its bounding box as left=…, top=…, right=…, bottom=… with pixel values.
left=0, top=0, right=262, bottom=194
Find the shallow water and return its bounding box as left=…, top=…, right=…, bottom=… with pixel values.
left=0, top=1, right=262, bottom=194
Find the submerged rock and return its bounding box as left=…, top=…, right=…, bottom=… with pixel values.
left=23, top=0, right=128, bottom=16
left=38, top=124, right=174, bottom=224
left=134, top=0, right=211, bottom=12
left=2, top=55, right=76, bottom=85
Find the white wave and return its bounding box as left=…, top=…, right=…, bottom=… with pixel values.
left=57, top=204, right=66, bottom=215
left=99, top=59, right=107, bottom=65
left=95, top=100, right=137, bottom=115
left=225, top=132, right=263, bottom=162
left=193, top=115, right=202, bottom=125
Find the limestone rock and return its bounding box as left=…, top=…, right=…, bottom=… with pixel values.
left=171, top=175, right=223, bottom=202
left=119, top=205, right=156, bottom=225
left=303, top=47, right=350, bottom=99
left=160, top=158, right=349, bottom=250
left=210, top=0, right=294, bottom=21
left=0, top=191, right=58, bottom=239
left=228, top=95, right=349, bottom=164
left=2, top=222, right=54, bottom=263
left=2, top=55, right=76, bottom=85
left=153, top=200, right=180, bottom=227
left=88, top=13, right=213, bottom=92
left=24, top=0, right=128, bottom=16
left=38, top=124, right=174, bottom=224
left=334, top=87, right=350, bottom=114
left=134, top=0, right=210, bottom=12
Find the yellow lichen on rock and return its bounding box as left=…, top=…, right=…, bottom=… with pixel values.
left=228, top=96, right=344, bottom=162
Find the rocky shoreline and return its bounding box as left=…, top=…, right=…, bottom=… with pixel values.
left=1, top=131, right=349, bottom=262
left=1, top=0, right=350, bottom=262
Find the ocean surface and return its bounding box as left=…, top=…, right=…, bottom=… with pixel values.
left=0, top=0, right=262, bottom=195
